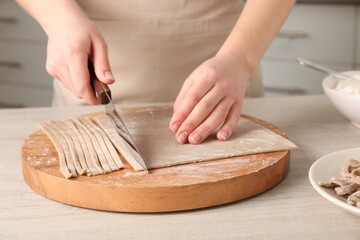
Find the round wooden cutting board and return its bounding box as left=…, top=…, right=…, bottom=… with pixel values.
left=22, top=107, right=290, bottom=213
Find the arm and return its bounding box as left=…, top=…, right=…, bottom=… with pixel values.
left=16, top=0, right=114, bottom=104
left=170, top=0, right=296, bottom=144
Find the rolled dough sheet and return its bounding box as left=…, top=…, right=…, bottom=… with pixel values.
left=119, top=107, right=299, bottom=169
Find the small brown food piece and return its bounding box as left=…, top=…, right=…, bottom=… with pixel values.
left=319, top=159, right=360, bottom=207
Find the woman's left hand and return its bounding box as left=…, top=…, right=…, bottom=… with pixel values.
left=169, top=53, right=251, bottom=144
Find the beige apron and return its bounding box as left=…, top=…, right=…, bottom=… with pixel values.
left=52, top=0, right=264, bottom=107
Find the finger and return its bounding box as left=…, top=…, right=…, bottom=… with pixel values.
left=170, top=78, right=213, bottom=133
left=186, top=98, right=234, bottom=144
left=174, top=87, right=224, bottom=142
left=173, top=77, right=193, bottom=112
left=217, top=103, right=242, bottom=141
left=69, top=54, right=99, bottom=105
left=169, top=78, right=193, bottom=132
left=92, top=36, right=115, bottom=84
left=46, top=55, right=68, bottom=88
left=173, top=66, right=215, bottom=112
left=48, top=60, right=76, bottom=94
left=63, top=65, right=77, bottom=94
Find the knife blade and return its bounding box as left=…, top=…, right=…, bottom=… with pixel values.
left=88, top=61, right=148, bottom=172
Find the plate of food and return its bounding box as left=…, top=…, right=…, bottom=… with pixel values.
left=309, top=147, right=360, bottom=216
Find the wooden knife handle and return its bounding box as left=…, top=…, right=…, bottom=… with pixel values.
left=88, top=60, right=111, bottom=104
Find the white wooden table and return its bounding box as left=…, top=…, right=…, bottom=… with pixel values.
left=0, top=95, right=359, bottom=240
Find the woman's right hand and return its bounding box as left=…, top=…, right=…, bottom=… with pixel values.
left=44, top=3, right=114, bottom=104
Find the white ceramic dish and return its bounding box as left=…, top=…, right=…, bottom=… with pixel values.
left=309, top=148, right=360, bottom=216
left=323, top=71, right=360, bottom=128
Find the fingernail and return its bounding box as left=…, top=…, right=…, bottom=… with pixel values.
left=104, top=71, right=115, bottom=80
left=177, top=132, right=188, bottom=144
left=220, top=131, right=229, bottom=141
left=171, top=122, right=181, bottom=133
left=189, top=132, right=202, bottom=144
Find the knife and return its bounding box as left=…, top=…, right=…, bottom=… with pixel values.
left=88, top=61, right=148, bottom=172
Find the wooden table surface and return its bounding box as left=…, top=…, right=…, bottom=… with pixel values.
left=1, top=95, right=359, bottom=240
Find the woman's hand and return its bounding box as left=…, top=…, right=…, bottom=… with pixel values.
left=169, top=53, right=251, bottom=144
left=44, top=4, right=114, bottom=104
left=167, top=0, right=296, bottom=145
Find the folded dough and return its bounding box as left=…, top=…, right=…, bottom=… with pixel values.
left=40, top=109, right=298, bottom=179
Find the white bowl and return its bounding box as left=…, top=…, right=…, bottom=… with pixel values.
left=322, top=71, right=360, bottom=128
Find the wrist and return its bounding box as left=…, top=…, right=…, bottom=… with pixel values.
left=216, top=47, right=257, bottom=79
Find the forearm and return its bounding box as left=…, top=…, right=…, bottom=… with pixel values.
left=15, top=0, right=87, bottom=36
left=218, top=0, right=296, bottom=75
